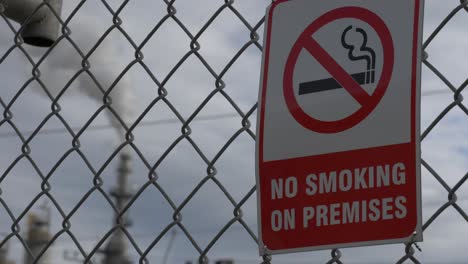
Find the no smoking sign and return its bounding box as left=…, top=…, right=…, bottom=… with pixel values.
left=256, top=0, right=424, bottom=255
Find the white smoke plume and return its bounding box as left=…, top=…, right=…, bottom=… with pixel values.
left=29, top=17, right=136, bottom=149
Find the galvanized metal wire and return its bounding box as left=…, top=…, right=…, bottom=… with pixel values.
left=0, top=0, right=467, bottom=263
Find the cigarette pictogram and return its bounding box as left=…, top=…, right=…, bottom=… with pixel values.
left=299, top=26, right=376, bottom=95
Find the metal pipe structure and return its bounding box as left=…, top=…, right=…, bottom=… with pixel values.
left=1, top=0, right=62, bottom=47
left=102, top=153, right=133, bottom=264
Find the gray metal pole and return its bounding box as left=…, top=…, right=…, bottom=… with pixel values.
left=162, top=230, right=177, bottom=264
left=102, top=153, right=133, bottom=264
left=0, top=0, right=62, bottom=47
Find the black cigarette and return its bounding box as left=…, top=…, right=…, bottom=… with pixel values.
left=299, top=71, right=369, bottom=95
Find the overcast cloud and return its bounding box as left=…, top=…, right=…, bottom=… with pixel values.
left=0, top=0, right=467, bottom=264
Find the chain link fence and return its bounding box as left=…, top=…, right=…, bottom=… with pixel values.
left=0, top=0, right=467, bottom=263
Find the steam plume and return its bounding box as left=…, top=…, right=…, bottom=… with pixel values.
left=31, top=17, right=135, bottom=149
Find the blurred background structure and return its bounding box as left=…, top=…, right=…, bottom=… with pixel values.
left=23, top=206, right=51, bottom=264
left=0, top=241, right=14, bottom=264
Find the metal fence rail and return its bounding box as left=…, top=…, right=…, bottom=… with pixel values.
left=0, top=0, right=467, bottom=263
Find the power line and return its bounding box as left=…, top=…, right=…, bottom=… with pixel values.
left=0, top=113, right=241, bottom=139
left=0, top=89, right=457, bottom=139
left=422, top=89, right=457, bottom=96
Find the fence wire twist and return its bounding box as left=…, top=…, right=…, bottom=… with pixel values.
left=0, top=0, right=467, bottom=264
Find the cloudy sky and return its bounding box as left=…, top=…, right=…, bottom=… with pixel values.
left=0, top=0, right=467, bottom=263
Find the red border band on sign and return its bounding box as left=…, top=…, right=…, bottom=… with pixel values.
left=283, top=7, right=395, bottom=134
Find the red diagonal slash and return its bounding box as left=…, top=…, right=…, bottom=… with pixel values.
left=302, top=37, right=372, bottom=106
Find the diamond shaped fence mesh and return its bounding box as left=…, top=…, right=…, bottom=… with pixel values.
left=0, top=0, right=467, bottom=264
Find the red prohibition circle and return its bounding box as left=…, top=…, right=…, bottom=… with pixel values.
left=283, top=7, right=394, bottom=134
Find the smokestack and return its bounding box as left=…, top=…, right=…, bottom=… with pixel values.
left=1, top=0, right=63, bottom=47
left=102, top=153, right=133, bottom=264
left=23, top=209, right=51, bottom=264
